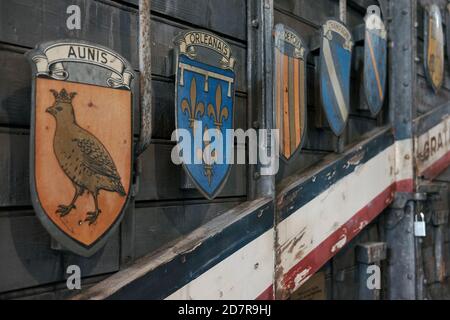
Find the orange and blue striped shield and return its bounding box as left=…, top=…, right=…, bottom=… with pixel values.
left=274, top=24, right=308, bottom=162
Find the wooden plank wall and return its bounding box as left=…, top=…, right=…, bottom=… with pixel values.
left=0, top=0, right=247, bottom=298
left=273, top=0, right=387, bottom=183
left=275, top=0, right=389, bottom=300
left=296, top=0, right=450, bottom=300
left=415, top=0, right=450, bottom=300
left=416, top=0, right=450, bottom=116
left=0, top=0, right=392, bottom=299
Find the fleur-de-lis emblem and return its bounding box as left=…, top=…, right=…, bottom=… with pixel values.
left=208, top=85, right=229, bottom=130
left=181, top=78, right=205, bottom=129
left=196, top=125, right=216, bottom=186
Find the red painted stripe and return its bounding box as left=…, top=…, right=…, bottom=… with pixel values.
left=420, top=150, right=450, bottom=180
left=254, top=179, right=414, bottom=299
left=396, top=179, right=414, bottom=193
left=256, top=285, right=274, bottom=300
left=281, top=182, right=397, bottom=291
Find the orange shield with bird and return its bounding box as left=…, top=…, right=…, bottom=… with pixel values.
left=26, top=40, right=134, bottom=257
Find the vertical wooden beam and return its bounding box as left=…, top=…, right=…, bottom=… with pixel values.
left=247, top=0, right=275, bottom=200
left=137, top=0, right=152, bottom=156
left=340, top=0, right=347, bottom=24
left=121, top=0, right=152, bottom=267
left=247, top=0, right=276, bottom=300
left=385, top=0, right=418, bottom=300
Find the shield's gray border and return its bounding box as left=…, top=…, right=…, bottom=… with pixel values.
left=363, top=11, right=387, bottom=117
left=25, top=39, right=135, bottom=257
left=318, top=18, right=353, bottom=137
left=173, top=30, right=236, bottom=201
left=424, top=4, right=444, bottom=94
left=273, top=23, right=309, bottom=163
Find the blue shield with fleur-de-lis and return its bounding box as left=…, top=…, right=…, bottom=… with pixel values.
left=175, top=30, right=236, bottom=200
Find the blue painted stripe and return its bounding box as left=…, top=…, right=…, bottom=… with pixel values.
left=414, top=102, right=450, bottom=136
left=103, top=129, right=394, bottom=300
left=278, top=128, right=394, bottom=221
left=108, top=200, right=274, bottom=300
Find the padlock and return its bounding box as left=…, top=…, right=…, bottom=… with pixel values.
left=414, top=213, right=426, bottom=237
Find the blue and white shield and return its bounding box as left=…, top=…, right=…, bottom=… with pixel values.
left=364, top=6, right=387, bottom=116
left=319, top=20, right=353, bottom=136
left=175, top=30, right=236, bottom=200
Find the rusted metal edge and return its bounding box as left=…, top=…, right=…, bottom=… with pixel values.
left=340, top=0, right=347, bottom=24
left=136, top=0, right=152, bottom=156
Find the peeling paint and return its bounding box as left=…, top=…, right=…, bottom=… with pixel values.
left=331, top=234, right=347, bottom=253
left=294, top=267, right=312, bottom=288
left=326, top=170, right=337, bottom=180
left=352, top=220, right=368, bottom=233
left=348, top=151, right=365, bottom=166
left=279, top=227, right=307, bottom=255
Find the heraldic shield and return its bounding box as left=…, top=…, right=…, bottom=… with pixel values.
left=26, top=40, right=134, bottom=257
left=274, top=24, right=308, bottom=162
left=319, top=19, right=353, bottom=136
left=424, top=4, right=444, bottom=93
left=364, top=5, right=387, bottom=116
left=175, top=30, right=236, bottom=200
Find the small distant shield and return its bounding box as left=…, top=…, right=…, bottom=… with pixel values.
left=424, top=4, right=444, bottom=93
left=174, top=30, right=236, bottom=200
left=273, top=24, right=308, bottom=162
left=319, top=19, right=353, bottom=136
left=363, top=5, right=387, bottom=116
left=26, top=40, right=134, bottom=257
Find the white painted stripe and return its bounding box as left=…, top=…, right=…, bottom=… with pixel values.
left=395, top=138, right=414, bottom=182
left=163, top=139, right=414, bottom=300
left=277, top=144, right=396, bottom=274
left=415, top=116, right=450, bottom=174
left=323, top=38, right=348, bottom=122
left=166, top=229, right=274, bottom=300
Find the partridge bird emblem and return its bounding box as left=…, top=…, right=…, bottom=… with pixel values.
left=46, top=89, right=126, bottom=225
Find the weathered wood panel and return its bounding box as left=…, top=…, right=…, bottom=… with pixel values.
left=0, top=0, right=137, bottom=65
left=275, top=0, right=369, bottom=29
left=0, top=46, right=247, bottom=138
left=0, top=0, right=250, bottom=299
left=0, top=46, right=246, bottom=134
left=0, top=129, right=31, bottom=207
left=0, top=132, right=247, bottom=208
left=0, top=212, right=120, bottom=293
left=0, top=0, right=247, bottom=92
left=117, top=0, right=247, bottom=41
left=150, top=17, right=247, bottom=91
left=151, top=82, right=248, bottom=139
left=137, top=143, right=247, bottom=202
left=276, top=151, right=329, bottom=184
left=0, top=45, right=140, bottom=131
left=273, top=0, right=387, bottom=185
left=134, top=201, right=242, bottom=259
left=416, top=0, right=450, bottom=117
